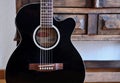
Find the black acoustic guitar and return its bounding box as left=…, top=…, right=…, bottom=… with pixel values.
left=6, top=0, right=85, bottom=83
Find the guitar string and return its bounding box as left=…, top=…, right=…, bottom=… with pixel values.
left=47, top=0, right=50, bottom=64
left=45, top=0, right=48, bottom=65
left=50, top=0, right=52, bottom=64
left=46, top=0, right=48, bottom=65
left=44, top=0, right=46, bottom=65
left=40, top=0, right=41, bottom=65
left=46, top=1, right=50, bottom=64
left=40, top=0, right=54, bottom=66
left=51, top=0, right=52, bottom=64
left=51, top=0, right=53, bottom=64
left=47, top=0, right=51, bottom=63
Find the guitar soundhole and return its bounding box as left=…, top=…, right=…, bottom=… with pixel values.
left=33, top=26, right=60, bottom=50
left=36, top=27, right=57, bottom=48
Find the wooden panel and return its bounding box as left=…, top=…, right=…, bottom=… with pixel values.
left=54, top=0, right=91, bottom=7
left=85, top=61, right=120, bottom=68
left=29, top=0, right=93, bottom=7
left=87, top=68, right=120, bottom=72
left=54, top=14, right=87, bottom=35
left=71, top=35, right=120, bottom=41
left=16, top=0, right=22, bottom=12
left=16, top=0, right=30, bottom=12
left=1, top=70, right=120, bottom=82
left=16, top=0, right=120, bottom=10
left=85, top=72, right=120, bottom=82
left=88, top=14, right=98, bottom=35
left=0, top=70, right=4, bottom=79
left=16, top=1, right=120, bottom=13
left=98, top=14, right=120, bottom=35
left=0, top=80, right=5, bottom=83
left=54, top=8, right=120, bottom=14
left=22, top=0, right=30, bottom=5
left=95, top=0, right=120, bottom=8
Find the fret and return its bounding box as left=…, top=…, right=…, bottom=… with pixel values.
left=40, top=1, right=52, bottom=3
left=41, top=10, right=53, bottom=15
left=40, top=0, right=53, bottom=27
left=41, top=10, right=53, bottom=13
left=41, top=15, right=53, bottom=17
left=41, top=21, right=53, bottom=23
left=41, top=6, right=52, bottom=10
left=40, top=2, right=52, bottom=5
left=40, top=0, right=53, bottom=3
left=41, top=18, right=52, bottom=20
left=41, top=21, right=52, bottom=23
left=41, top=14, right=53, bottom=17
left=41, top=16, right=52, bottom=18
left=41, top=4, right=52, bottom=7
left=41, top=2, right=52, bottom=6
left=41, top=23, right=52, bottom=25
left=41, top=24, right=52, bottom=26
left=41, top=13, right=52, bottom=15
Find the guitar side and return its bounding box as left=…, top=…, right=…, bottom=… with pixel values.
left=6, top=3, right=85, bottom=83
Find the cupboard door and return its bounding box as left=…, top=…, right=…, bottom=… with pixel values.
left=95, top=0, right=120, bottom=8
left=98, top=14, right=120, bottom=35
left=18, top=0, right=93, bottom=8
left=54, top=14, right=87, bottom=35
left=52, top=0, right=92, bottom=7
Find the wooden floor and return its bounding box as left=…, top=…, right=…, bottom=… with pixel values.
left=0, top=79, right=5, bottom=83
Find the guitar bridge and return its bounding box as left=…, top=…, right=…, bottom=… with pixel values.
left=29, top=63, right=63, bottom=72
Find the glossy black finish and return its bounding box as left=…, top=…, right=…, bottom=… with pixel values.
left=6, top=3, right=85, bottom=83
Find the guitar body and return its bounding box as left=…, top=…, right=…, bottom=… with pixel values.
left=6, top=3, right=85, bottom=83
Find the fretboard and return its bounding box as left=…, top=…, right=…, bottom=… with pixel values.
left=40, top=0, right=53, bottom=27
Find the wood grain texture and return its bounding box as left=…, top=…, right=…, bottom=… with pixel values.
left=85, top=61, right=120, bottom=68
left=86, top=68, right=120, bottom=72
left=16, top=1, right=120, bottom=13
left=98, top=14, right=120, bottom=35
left=16, top=0, right=120, bottom=41
left=0, top=79, right=5, bottom=83
left=22, top=0, right=29, bottom=5
left=16, top=0, right=22, bottom=12
left=17, top=0, right=93, bottom=9
left=54, top=8, right=120, bottom=14
left=100, top=0, right=120, bottom=7
left=1, top=69, right=120, bottom=82
left=95, top=0, right=120, bottom=8
left=71, top=35, right=120, bottom=41
left=105, top=20, right=120, bottom=29
left=85, top=72, right=120, bottom=82
left=0, top=70, right=5, bottom=79
left=29, top=0, right=92, bottom=7
left=88, top=14, right=98, bottom=35
left=18, top=0, right=120, bottom=8
left=0, top=80, right=120, bottom=83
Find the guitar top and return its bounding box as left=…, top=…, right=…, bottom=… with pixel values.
left=6, top=1, right=85, bottom=83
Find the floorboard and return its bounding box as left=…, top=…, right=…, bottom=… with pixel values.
left=0, top=79, right=5, bottom=83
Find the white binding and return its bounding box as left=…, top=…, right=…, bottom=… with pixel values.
left=33, top=25, right=60, bottom=50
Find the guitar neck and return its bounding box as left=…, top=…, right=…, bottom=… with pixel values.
left=40, top=0, right=53, bottom=27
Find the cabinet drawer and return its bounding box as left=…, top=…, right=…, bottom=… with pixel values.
left=54, top=14, right=87, bottom=35
left=98, top=14, right=120, bottom=35
left=95, top=0, right=120, bottom=8
left=29, top=0, right=92, bottom=7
